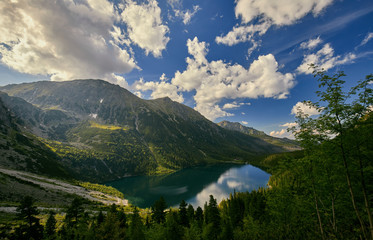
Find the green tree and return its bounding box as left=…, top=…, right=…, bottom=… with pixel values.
left=164, top=210, right=184, bottom=240
left=195, top=206, right=204, bottom=227
left=204, top=195, right=221, bottom=239
left=292, top=68, right=373, bottom=239
left=16, top=196, right=43, bottom=240
left=97, top=211, right=105, bottom=226
left=64, top=197, right=84, bottom=228
left=179, top=199, right=189, bottom=227
left=128, top=207, right=145, bottom=240
left=44, top=211, right=57, bottom=240
left=151, top=196, right=167, bottom=224
left=187, top=204, right=195, bottom=223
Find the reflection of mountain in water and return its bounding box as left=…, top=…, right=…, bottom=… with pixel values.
left=187, top=165, right=270, bottom=207
left=105, top=164, right=270, bottom=208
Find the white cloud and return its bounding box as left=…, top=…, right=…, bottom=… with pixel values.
left=217, top=0, right=333, bottom=55
left=281, top=122, right=298, bottom=128
left=300, top=36, right=322, bottom=49
left=222, top=101, right=251, bottom=109
left=0, top=0, right=171, bottom=86
left=121, top=0, right=169, bottom=58
left=133, top=78, right=184, bottom=103
left=235, top=0, right=333, bottom=26
left=159, top=73, right=168, bottom=82
left=270, top=122, right=298, bottom=138
left=270, top=129, right=286, bottom=137
left=215, top=21, right=270, bottom=46
left=168, top=0, right=201, bottom=25
left=241, top=121, right=249, bottom=125
left=175, top=5, right=201, bottom=25
left=269, top=128, right=295, bottom=139
left=297, top=43, right=356, bottom=74
left=357, top=32, right=373, bottom=48
left=0, top=0, right=137, bottom=85
left=291, top=102, right=320, bottom=116
left=133, top=37, right=294, bottom=120
left=223, top=102, right=241, bottom=109
left=172, top=37, right=295, bottom=120
left=167, top=0, right=182, bottom=9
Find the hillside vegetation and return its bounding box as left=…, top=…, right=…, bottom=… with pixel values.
left=0, top=80, right=288, bottom=182
left=1, top=71, right=372, bottom=240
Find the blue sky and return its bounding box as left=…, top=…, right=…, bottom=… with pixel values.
left=0, top=0, right=373, bottom=138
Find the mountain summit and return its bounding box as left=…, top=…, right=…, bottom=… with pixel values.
left=1, top=80, right=288, bottom=182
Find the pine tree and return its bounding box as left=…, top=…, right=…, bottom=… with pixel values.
left=151, top=196, right=167, bottom=224
left=128, top=207, right=145, bottom=240
left=16, top=196, right=43, bottom=240
left=179, top=199, right=189, bottom=227
left=44, top=211, right=57, bottom=239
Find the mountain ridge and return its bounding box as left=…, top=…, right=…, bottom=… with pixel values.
left=0, top=80, right=291, bottom=182
left=217, top=120, right=301, bottom=151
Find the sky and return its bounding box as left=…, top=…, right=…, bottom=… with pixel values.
left=0, top=0, right=373, bottom=138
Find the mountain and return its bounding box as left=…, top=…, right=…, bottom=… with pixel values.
left=218, top=120, right=301, bottom=151
left=0, top=93, right=71, bottom=179
left=0, top=80, right=287, bottom=182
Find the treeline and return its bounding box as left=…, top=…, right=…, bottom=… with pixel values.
left=0, top=193, right=265, bottom=240
left=1, top=70, right=372, bottom=239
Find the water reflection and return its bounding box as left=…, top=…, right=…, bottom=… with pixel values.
left=105, top=164, right=270, bottom=208
left=186, top=165, right=270, bottom=207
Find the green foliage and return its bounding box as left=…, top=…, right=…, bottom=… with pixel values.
left=151, top=196, right=167, bottom=224
left=128, top=207, right=145, bottom=240
left=44, top=211, right=57, bottom=240
left=78, top=181, right=124, bottom=199
left=14, top=196, right=43, bottom=240
left=179, top=199, right=189, bottom=227
left=1, top=72, right=372, bottom=240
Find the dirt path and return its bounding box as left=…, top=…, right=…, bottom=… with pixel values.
left=0, top=167, right=128, bottom=206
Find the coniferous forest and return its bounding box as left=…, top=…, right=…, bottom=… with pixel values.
left=1, top=70, right=372, bottom=240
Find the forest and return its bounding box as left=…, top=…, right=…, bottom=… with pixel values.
left=1, top=70, right=372, bottom=239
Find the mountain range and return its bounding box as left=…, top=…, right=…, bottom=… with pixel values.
left=0, top=80, right=298, bottom=182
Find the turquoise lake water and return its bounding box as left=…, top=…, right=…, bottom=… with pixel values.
left=105, top=164, right=270, bottom=208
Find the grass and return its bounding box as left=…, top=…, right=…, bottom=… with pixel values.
left=78, top=181, right=124, bottom=199
left=89, top=121, right=128, bottom=131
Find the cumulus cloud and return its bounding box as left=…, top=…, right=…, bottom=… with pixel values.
left=270, top=122, right=297, bottom=139
left=297, top=43, right=356, bottom=74
left=215, top=21, right=270, bottom=46
left=281, top=122, right=298, bottom=128
left=270, top=129, right=287, bottom=137
left=223, top=103, right=240, bottom=109
left=133, top=77, right=184, bottom=103
left=291, top=101, right=320, bottom=116
left=0, top=0, right=137, bottom=84
left=121, top=0, right=169, bottom=57
left=241, top=121, right=249, bottom=125
left=133, top=37, right=294, bottom=120
left=222, top=102, right=251, bottom=109
left=0, top=0, right=170, bottom=85
left=173, top=37, right=295, bottom=120
left=300, top=36, right=322, bottom=49
left=218, top=0, right=333, bottom=55
left=235, top=0, right=333, bottom=25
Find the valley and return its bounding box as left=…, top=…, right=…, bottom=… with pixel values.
left=0, top=80, right=294, bottom=183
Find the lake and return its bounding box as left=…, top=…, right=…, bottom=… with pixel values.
left=105, top=164, right=270, bottom=208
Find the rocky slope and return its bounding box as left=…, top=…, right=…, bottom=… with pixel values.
left=218, top=120, right=301, bottom=151
left=1, top=80, right=288, bottom=182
